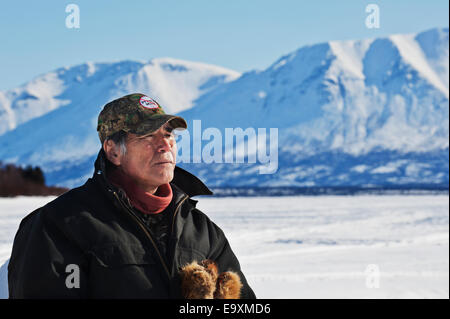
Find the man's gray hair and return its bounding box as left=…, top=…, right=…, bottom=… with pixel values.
left=105, top=130, right=128, bottom=155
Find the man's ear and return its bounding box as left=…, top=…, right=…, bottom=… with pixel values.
left=103, top=139, right=122, bottom=166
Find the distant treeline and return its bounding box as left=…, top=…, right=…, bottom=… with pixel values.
left=208, top=185, right=449, bottom=197
left=0, top=162, right=68, bottom=197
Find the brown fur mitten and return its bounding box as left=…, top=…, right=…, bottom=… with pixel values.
left=180, top=260, right=218, bottom=299
left=214, top=271, right=243, bottom=299
left=180, top=259, right=243, bottom=299
left=199, top=259, right=219, bottom=282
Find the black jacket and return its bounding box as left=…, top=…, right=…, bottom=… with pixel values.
left=8, top=150, right=256, bottom=299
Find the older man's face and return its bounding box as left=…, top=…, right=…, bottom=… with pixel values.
left=118, top=123, right=177, bottom=193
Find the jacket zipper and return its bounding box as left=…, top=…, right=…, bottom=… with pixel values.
left=167, top=195, right=189, bottom=277
left=113, top=191, right=172, bottom=279
left=171, top=195, right=189, bottom=234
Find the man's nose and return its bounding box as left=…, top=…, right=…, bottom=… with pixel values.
left=155, top=135, right=173, bottom=152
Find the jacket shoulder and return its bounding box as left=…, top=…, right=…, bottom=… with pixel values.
left=181, top=199, right=213, bottom=225
left=31, top=178, right=100, bottom=223
left=179, top=198, right=227, bottom=247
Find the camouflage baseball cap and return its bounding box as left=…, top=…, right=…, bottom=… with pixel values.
left=97, top=93, right=187, bottom=143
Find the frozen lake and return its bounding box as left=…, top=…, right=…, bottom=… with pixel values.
left=0, top=194, right=448, bottom=298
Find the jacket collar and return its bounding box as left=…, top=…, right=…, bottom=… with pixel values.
left=93, top=149, right=213, bottom=198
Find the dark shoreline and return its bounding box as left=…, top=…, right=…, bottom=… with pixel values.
left=206, top=185, right=449, bottom=197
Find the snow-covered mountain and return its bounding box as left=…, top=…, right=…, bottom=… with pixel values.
left=0, top=57, right=240, bottom=135
left=180, top=28, right=448, bottom=153
left=177, top=27, right=449, bottom=187
left=0, top=58, right=240, bottom=187
left=0, top=28, right=448, bottom=188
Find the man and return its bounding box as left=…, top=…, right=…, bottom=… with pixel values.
left=8, top=93, right=255, bottom=299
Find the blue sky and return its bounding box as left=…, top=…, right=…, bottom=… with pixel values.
left=0, top=0, right=448, bottom=90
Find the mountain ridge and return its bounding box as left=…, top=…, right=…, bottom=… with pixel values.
left=0, top=57, right=240, bottom=135
left=0, top=27, right=448, bottom=188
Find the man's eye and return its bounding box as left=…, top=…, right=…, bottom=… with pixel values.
left=140, top=136, right=153, bottom=143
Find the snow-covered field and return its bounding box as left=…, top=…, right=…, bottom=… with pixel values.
left=0, top=194, right=448, bottom=299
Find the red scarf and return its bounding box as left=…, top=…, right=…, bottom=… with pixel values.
left=107, top=166, right=173, bottom=215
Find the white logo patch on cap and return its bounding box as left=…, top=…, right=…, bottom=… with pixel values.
left=139, top=96, right=159, bottom=109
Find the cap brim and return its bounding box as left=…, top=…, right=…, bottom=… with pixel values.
left=128, top=114, right=187, bottom=136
